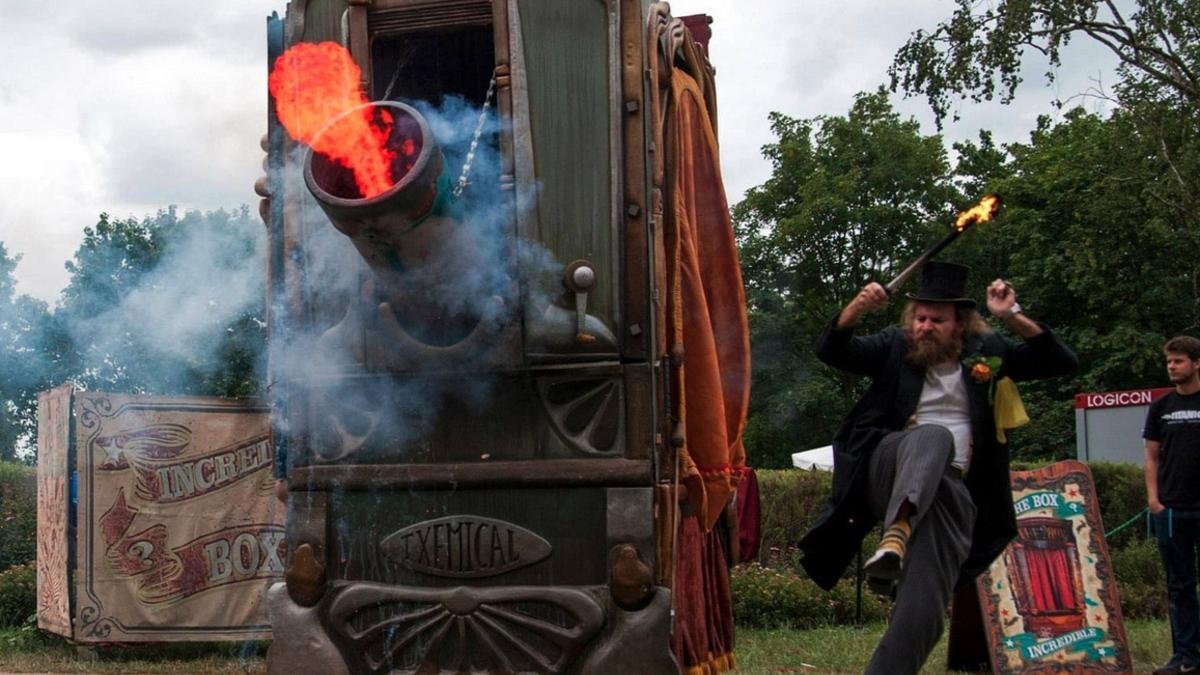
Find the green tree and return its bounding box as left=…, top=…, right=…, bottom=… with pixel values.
left=733, top=90, right=965, bottom=467
left=56, top=207, right=266, bottom=401
left=0, top=244, right=56, bottom=461
left=889, top=0, right=1200, bottom=126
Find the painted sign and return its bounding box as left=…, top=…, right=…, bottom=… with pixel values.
left=977, top=460, right=1132, bottom=673
left=36, top=388, right=281, bottom=643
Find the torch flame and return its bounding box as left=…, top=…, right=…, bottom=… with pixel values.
left=268, top=42, right=397, bottom=198
left=954, top=194, right=1001, bottom=231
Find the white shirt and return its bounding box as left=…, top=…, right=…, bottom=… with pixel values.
left=913, top=361, right=973, bottom=471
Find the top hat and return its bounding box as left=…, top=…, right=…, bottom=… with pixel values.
left=906, top=261, right=976, bottom=308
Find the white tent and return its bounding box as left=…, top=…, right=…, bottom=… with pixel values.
left=791, top=445, right=834, bottom=472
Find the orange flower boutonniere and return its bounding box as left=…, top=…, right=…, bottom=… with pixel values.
left=964, top=355, right=1003, bottom=401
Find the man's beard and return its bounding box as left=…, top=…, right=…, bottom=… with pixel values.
left=904, top=333, right=963, bottom=369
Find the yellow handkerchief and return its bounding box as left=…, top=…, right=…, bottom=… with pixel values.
left=994, top=376, right=1029, bottom=443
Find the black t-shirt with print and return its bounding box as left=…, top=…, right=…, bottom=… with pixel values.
left=1143, top=390, right=1200, bottom=509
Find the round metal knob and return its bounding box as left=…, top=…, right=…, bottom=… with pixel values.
left=572, top=265, right=596, bottom=290
left=563, top=259, right=597, bottom=292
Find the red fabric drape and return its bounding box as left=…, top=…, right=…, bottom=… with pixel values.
left=661, top=64, right=749, bottom=675
left=671, top=514, right=735, bottom=675
left=663, top=68, right=751, bottom=532
left=735, top=466, right=761, bottom=563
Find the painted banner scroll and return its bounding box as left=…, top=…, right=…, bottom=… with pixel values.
left=36, top=387, right=281, bottom=643
left=977, top=460, right=1132, bottom=673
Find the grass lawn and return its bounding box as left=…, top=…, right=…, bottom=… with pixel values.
left=734, top=619, right=1171, bottom=674
left=0, top=629, right=267, bottom=673
left=0, top=620, right=1170, bottom=673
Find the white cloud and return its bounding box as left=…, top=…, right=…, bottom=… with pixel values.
left=0, top=1, right=283, bottom=304
left=0, top=0, right=1118, bottom=305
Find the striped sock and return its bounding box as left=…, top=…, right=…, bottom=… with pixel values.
left=878, top=518, right=912, bottom=559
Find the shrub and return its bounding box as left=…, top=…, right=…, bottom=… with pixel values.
left=754, top=469, right=831, bottom=569
left=0, top=461, right=37, bottom=571
left=1089, top=461, right=1149, bottom=548
left=0, top=562, right=35, bottom=628
left=748, top=460, right=1164, bottom=621
left=1110, top=539, right=1166, bottom=619
left=730, top=563, right=890, bottom=629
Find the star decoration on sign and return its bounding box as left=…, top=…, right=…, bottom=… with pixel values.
left=98, top=439, right=125, bottom=468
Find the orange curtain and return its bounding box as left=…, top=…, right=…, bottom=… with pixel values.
left=663, top=68, right=751, bottom=532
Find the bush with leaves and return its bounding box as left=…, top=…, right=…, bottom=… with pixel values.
left=731, top=563, right=890, bottom=628
left=1110, top=539, right=1167, bottom=619
left=0, top=462, right=36, bottom=571
left=750, top=464, right=1165, bottom=620
left=0, top=562, right=35, bottom=628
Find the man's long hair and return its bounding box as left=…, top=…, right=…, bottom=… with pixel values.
left=900, top=302, right=991, bottom=367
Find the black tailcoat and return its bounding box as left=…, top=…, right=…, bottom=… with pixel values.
left=799, top=320, right=1078, bottom=590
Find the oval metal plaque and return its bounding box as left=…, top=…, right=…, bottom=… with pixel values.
left=380, top=515, right=553, bottom=579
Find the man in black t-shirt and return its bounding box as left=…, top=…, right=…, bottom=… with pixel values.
left=1145, top=335, right=1200, bottom=675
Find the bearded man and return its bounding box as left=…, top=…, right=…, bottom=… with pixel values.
left=799, top=261, right=1077, bottom=675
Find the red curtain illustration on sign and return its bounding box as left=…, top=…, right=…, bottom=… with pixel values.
left=1025, top=546, right=1079, bottom=612
left=1004, top=517, right=1086, bottom=636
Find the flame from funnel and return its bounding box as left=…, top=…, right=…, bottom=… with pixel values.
left=269, top=41, right=398, bottom=198
left=955, top=194, right=1001, bottom=231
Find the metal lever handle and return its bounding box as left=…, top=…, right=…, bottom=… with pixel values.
left=564, top=260, right=597, bottom=344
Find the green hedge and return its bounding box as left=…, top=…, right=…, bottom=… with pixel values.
left=746, top=461, right=1165, bottom=625
left=0, top=461, right=37, bottom=572
left=0, top=562, right=35, bottom=627
left=731, top=563, right=890, bottom=628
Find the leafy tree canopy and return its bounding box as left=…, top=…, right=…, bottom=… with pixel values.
left=0, top=244, right=55, bottom=461
left=56, top=206, right=266, bottom=400
left=889, top=0, right=1200, bottom=125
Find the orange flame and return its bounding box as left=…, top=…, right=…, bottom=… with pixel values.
left=268, top=42, right=396, bottom=198
left=955, top=194, right=1001, bottom=231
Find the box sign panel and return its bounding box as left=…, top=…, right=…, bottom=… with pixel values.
left=36, top=387, right=281, bottom=643
left=976, top=461, right=1131, bottom=673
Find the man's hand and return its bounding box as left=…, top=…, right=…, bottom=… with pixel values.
left=987, top=278, right=1044, bottom=338
left=837, top=282, right=889, bottom=329
left=1149, top=497, right=1166, bottom=515
left=986, top=278, right=1016, bottom=316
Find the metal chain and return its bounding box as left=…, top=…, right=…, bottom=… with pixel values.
left=452, top=75, right=497, bottom=199
left=381, top=54, right=407, bottom=101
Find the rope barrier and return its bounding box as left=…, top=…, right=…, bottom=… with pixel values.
left=1104, top=507, right=1149, bottom=539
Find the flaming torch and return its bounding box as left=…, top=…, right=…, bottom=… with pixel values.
left=884, top=194, right=1001, bottom=295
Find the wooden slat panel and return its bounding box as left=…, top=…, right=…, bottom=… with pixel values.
left=516, top=0, right=616, bottom=332
left=369, top=2, right=493, bottom=33
left=35, top=385, right=73, bottom=638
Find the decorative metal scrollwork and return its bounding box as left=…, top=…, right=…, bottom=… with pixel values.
left=327, top=583, right=604, bottom=674
left=535, top=375, right=623, bottom=456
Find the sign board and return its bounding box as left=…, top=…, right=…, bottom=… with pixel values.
left=36, top=387, right=282, bottom=643
left=976, top=460, right=1131, bottom=673
left=1074, top=387, right=1171, bottom=465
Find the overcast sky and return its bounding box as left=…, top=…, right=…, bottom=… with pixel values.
left=0, top=1, right=1118, bottom=305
